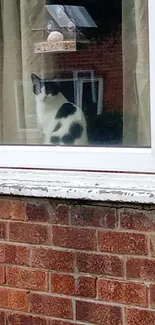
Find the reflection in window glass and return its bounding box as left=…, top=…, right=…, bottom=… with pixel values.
left=0, top=0, right=150, bottom=147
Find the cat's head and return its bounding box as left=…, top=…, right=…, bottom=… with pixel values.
left=31, top=73, right=59, bottom=102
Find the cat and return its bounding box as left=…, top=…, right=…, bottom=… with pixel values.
left=31, top=73, right=88, bottom=145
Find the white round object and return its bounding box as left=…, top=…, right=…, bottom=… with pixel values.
left=47, top=31, right=64, bottom=42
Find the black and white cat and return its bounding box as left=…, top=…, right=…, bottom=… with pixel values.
left=31, top=73, right=88, bottom=145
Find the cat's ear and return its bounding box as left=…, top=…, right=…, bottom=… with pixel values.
left=31, top=73, right=40, bottom=85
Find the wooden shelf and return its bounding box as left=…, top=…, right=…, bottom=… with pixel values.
left=34, top=40, right=76, bottom=53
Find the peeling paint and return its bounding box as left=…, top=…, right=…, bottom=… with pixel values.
left=0, top=169, right=155, bottom=204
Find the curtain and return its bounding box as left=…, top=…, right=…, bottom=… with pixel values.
left=135, top=0, right=150, bottom=146
left=123, top=0, right=150, bottom=146
left=1, top=0, right=25, bottom=144
left=0, top=2, right=3, bottom=142
left=0, top=0, right=53, bottom=144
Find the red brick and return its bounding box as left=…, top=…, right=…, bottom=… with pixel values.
left=51, top=321, right=79, bottom=325
left=0, top=244, right=5, bottom=262
left=149, top=284, right=155, bottom=307
left=98, top=278, right=147, bottom=306
left=126, top=307, right=155, bottom=325
left=120, top=208, right=155, bottom=231
left=51, top=273, right=96, bottom=298
left=9, top=222, right=50, bottom=245
left=0, top=199, right=25, bottom=220
left=31, top=247, right=74, bottom=272
left=98, top=231, right=147, bottom=255
left=126, top=258, right=155, bottom=281
left=5, top=244, right=30, bottom=266
left=51, top=322, right=85, bottom=325
left=76, top=252, right=123, bottom=277
left=76, top=301, right=122, bottom=325
left=0, top=244, right=29, bottom=265
left=26, top=201, right=50, bottom=222
left=50, top=319, right=86, bottom=325
left=0, top=265, right=5, bottom=284
left=0, top=221, right=7, bottom=240
left=0, top=311, right=5, bottom=325
left=71, top=205, right=117, bottom=229
left=6, top=266, right=47, bottom=291
left=51, top=274, right=75, bottom=295
left=75, top=276, right=96, bottom=298
left=7, top=312, right=49, bottom=325
left=30, top=293, right=73, bottom=319
left=50, top=203, right=69, bottom=225
left=52, top=226, right=97, bottom=250
left=0, top=287, right=28, bottom=311
left=150, top=235, right=155, bottom=257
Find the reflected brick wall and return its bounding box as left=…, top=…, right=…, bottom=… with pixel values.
left=55, top=38, right=123, bottom=112
left=0, top=197, right=154, bottom=324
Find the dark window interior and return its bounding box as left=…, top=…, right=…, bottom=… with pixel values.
left=46, top=0, right=122, bottom=41
left=46, top=0, right=123, bottom=146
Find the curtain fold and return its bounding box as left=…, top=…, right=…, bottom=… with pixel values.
left=0, top=1, right=3, bottom=142
left=20, top=0, right=46, bottom=144
left=122, top=0, right=137, bottom=145
left=1, top=0, right=48, bottom=144
left=135, top=0, right=150, bottom=146
left=123, top=0, right=150, bottom=146
left=1, top=0, right=25, bottom=143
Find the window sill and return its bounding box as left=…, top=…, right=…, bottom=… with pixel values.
left=0, top=168, right=155, bottom=204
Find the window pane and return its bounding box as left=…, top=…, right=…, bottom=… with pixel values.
left=0, top=0, right=150, bottom=147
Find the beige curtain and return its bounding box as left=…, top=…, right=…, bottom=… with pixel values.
left=20, top=0, right=46, bottom=144
left=1, top=0, right=25, bottom=144
left=0, top=3, right=3, bottom=142
left=0, top=0, right=54, bottom=144
left=135, top=0, right=150, bottom=146
left=123, top=0, right=150, bottom=146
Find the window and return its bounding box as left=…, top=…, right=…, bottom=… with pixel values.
left=0, top=0, right=154, bottom=174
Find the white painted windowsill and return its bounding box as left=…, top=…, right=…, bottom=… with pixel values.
left=0, top=168, right=155, bottom=204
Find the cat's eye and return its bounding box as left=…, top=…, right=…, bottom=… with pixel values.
left=0, top=0, right=155, bottom=175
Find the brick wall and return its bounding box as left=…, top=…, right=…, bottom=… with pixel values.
left=55, top=38, right=123, bottom=112
left=0, top=197, right=155, bottom=324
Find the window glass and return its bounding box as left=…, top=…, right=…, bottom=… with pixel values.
left=0, top=0, right=150, bottom=147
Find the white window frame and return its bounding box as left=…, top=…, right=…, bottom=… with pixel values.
left=0, top=0, right=155, bottom=203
